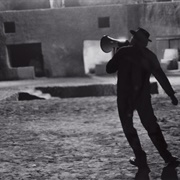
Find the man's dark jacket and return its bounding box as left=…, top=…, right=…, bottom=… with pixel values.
left=106, top=45, right=175, bottom=110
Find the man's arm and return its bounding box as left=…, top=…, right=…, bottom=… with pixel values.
left=106, top=50, right=119, bottom=74
left=153, top=68, right=178, bottom=105
left=106, top=47, right=127, bottom=74
left=153, top=67, right=175, bottom=96
left=150, top=52, right=178, bottom=105
left=106, top=58, right=118, bottom=74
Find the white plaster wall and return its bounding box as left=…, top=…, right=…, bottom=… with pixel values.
left=83, top=40, right=112, bottom=74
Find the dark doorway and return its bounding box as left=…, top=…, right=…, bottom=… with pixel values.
left=7, top=43, right=45, bottom=77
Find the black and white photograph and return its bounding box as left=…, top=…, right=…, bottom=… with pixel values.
left=0, top=0, right=180, bottom=179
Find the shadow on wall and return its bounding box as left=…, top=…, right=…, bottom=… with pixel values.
left=7, top=43, right=45, bottom=77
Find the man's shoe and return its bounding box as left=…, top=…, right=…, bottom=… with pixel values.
left=135, top=167, right=151, bottom=179
left=129, top=157, right=150, bottom=170
left=165, top=156, right=179, bottom=166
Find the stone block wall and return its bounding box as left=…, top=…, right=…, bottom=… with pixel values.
left=0, top=2, right=180, bottom=80
left=0, top=5, right=128, bottom=79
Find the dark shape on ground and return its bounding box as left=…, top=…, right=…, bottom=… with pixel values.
left=36, top=82, right=158, bottom=98
left=18, top=92, right=45, bottom=101
left=161, top=161, right=179, bottom=180
left=135, top=167, right=150, bottom=180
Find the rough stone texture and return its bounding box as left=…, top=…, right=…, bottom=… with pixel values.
left=0, top=76, right=179, bottom=179
left=0, top=90, right=19, bottom=101
left=0, top=95, right=179, bottom=180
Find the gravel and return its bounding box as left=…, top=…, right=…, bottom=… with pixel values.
left=0, top=93, right=179, bottom=179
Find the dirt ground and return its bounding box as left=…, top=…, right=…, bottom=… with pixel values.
left=0, top=92, right=180, bottom=179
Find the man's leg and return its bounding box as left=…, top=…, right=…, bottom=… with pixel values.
left=136, top=96, right=175, bottom=163
left=117, top=99, right=148, bottom=167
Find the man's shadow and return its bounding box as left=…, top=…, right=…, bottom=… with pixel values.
left=161, top=161, right=179, bottom=180
left=134, top=161, right=179, bottom=180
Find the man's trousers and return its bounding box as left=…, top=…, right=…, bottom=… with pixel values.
left=117, top=94, right=173, bottom=163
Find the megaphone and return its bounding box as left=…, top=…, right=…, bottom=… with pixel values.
left=100, top=35, right=129, bottom=53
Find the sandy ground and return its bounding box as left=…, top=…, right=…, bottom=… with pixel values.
left=0, top=90, right=180, bottom=179
left=0, top=76, right=180, bottom=180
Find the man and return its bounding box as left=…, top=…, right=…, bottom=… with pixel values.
left=106, top=27, right=179, bottom=169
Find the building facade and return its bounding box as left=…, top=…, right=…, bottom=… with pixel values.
left=0, top=0, right=178, bottom=11
left=0, top=1, right=180, bottom=79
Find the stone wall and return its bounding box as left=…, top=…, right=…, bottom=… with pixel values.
left=0, top=5, right=128, bottom=79
left=70, top=0, right=138, bottom=7
left=1, top=2, right=180, bottom=79
left=1, top=0, right=171, bottom=11
left=0, top=0, right=141, bottom=11
left=138, top=2, right=180, bottom=59
left=0, top=0, right=50, bottom=11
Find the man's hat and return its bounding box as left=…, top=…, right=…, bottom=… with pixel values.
left=130, top=27, right=152, bottom=42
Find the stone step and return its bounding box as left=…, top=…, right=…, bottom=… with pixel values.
left=1, top=82, right=158, bottom=100
left=36, top=82, right=158, bottom=98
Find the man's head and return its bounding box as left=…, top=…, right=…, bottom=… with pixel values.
left=129, top=28, right=152, bottom=48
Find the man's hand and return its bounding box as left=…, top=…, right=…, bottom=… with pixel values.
left=170, top=95, right=178, bottom=105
